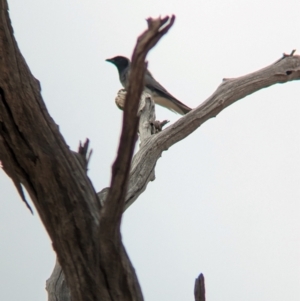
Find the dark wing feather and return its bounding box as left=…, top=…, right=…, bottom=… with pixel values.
left=144, top=70, right=192, bottom=115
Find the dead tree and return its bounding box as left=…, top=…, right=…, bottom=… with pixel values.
left=0, top=1, right=299, bottom=301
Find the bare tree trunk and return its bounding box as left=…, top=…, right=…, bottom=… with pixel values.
left=46, top=94, right=165, bottom=301
left=0, top=2, right=174, bottom=300
left=1, top=1, right=300, bottom=301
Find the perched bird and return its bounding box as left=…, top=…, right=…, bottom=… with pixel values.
left=106, top=56, right=192, bottom=115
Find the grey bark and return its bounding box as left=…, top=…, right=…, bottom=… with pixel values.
left=46, top=259, right=71, bottom=301
left=46, top=52, right=300, bottom=300
left=124, top=51, right=300, bottom=211
left=46, top=93, right=157, bottom=301
left=1, top=1, right=300, bottom=300
left=0, top=2, right=175, bottom=300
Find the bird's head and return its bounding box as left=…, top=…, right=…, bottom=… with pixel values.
left=105, top=56, right=130, bottom=73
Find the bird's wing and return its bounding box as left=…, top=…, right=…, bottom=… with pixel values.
left=120, top=66, right=130, bottom=88
left=145, top=70, right=173, bottom=95
left=144, top=70, right=192, bottom=115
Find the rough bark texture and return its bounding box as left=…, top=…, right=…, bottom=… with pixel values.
left=46, top=259, right=71, bottom=301
left=0, top=0, right=102, bottom=299
left=1, top=1, right=300, bottom=300
left=95, top=16, right=175, bottom=301
left=48, top=52, right=300, bottom=299
left=124, top=51, right=300, bottom=210
left=0, top=1, right=175, bottom=300
left=46, top=93, right=160, bottom=301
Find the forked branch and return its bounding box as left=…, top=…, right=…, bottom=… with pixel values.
left=124, top=52, right=300, bottom=210
left=1, top=1, right=299, bottom=300
left=101, top=15, right=176, bottom=231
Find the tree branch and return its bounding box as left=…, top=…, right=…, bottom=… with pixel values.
left=0, top=1, right=104, bottom=300
left=0, top=3, right=177, bottom=301
left=45, top=14, right=177, bottom=301
left=46, top=92, right=161, bottom=301
left=101, top=15, right=176, bottom=231
left=123, top=53, right=300, bottom=209
left=194, top=274, right=205, bottom=301
left=2, top=0, right=299, bottom=299
left=76, top=138, right=93, bottom=172
left=46, top=53, right=300, bottom=300
left=194, top=273, right=206, bottom=301
left=96, top=16, right=176, bottom=301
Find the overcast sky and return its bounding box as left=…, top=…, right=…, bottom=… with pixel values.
left=1, top=0, right=299, bottom=300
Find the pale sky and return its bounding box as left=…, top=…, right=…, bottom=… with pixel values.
left=1, top=0, right=299, bottom=300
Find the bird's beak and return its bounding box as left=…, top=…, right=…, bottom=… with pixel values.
left=105, top=58, right=113, bottom=63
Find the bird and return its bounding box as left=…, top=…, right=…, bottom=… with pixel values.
left=106, top=56, right=192, bottom=115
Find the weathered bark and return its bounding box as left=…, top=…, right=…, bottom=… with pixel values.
left=47, top=51, right=300, bottom=299
left=95, top=16, right=175, bottom=301
left=123, top=52, right=300, bottom=212
left=1, top=0, right=300, bottom=300
left=0, top=1, right=175, bottom=300
left=0, top=2, right=103, bottom=300
left=46, top=259, right=71, bottom=301
left=46, top=93, right=159, bottom=301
